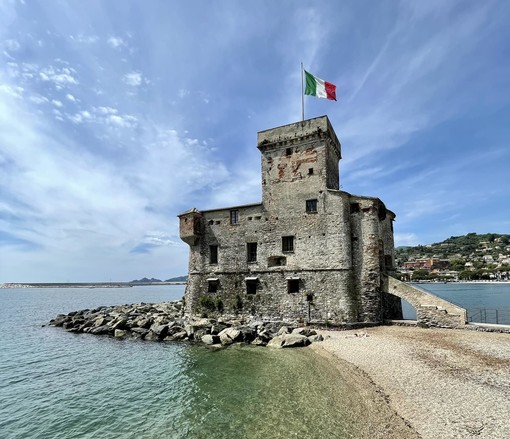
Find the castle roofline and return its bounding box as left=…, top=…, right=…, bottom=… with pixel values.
left=181, top=202, right=263, bottom=216
left=257, top=115, right=341, bottom=159
left=327, top=189, right=396, bottom=219
left=177, top=207, right=201, bottom=217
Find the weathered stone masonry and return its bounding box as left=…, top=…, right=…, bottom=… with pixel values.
left=179, top=116, right=402, bottom=323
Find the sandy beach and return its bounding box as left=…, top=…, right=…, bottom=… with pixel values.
left=311, top=326, right=510, bottom=439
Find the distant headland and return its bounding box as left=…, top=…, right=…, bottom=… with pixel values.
left=0, top=276, right=188, bottom=289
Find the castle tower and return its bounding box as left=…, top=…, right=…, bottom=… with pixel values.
left=257, top=116, right=341, bottom=213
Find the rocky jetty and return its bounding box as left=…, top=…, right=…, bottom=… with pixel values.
left=48, top=300, right=323, bottom=348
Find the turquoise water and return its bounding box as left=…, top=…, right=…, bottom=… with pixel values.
left=0, top=286, right=370, bottom=439
left=402, top=282, right=510, bottom=324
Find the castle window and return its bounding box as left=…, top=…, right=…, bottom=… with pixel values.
left=230, top=210, right=239, bottom=225
left=385, top=255, right=393, bottom=268
left=245, top=278, right=257, bottom=294
left=247, top=242, right=257, bottom=263
left=209, top=245, right=218, bottom=264
left=308, top=168, right=314, bottom=175
left=268, top=256, right=286, bottom=267
left=350, top=203, right=360, bottom=213
left=286, top=147, right=292, bottom=156
left=306, top=199, right=318, bottom=213
left=287, top=278, right=300, bottom=294
left=282, top=236, right=294, bottom=253
left=207, top=279, right=218, bottom=293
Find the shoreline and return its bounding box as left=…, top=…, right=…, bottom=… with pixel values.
left=310, top=326, right=510, bottom=439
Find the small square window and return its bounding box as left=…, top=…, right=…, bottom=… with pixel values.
left=208, top=280, right=218, bottom=293
left=246, top=279, right=257, bottom=294
left=308, top=168, right=314, bottom=175
left=209, top=245, right=218, bottom=264
left=247, top=242, right=257, bottom=263
left=286, top=147, right=292, bottom=156
left=306, top=199, right=318, bottom=213
left=230, top=210, right=239, bottom=225
left=282, top=236, right=294, bottom=253
left=287, top=279, right=300, bottom=294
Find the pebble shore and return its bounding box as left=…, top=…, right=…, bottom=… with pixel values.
left=311, top=326, right=510, bottom=439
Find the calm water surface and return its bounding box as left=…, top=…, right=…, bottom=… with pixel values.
left=0, top=286, right=370, bottom=439
left=402, top=282, right=510, bottom=324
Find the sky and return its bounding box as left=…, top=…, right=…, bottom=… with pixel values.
left=1, top=0, right=509, bottom=283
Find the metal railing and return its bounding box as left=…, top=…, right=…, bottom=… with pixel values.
left=467, top=308, right=510, bottom=325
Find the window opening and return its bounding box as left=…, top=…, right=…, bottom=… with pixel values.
left=350, top=203, right=360, bottom=213
left=208, top=280, right=218, bottom=293
left=306, top=199, right=318, bottom=213
left=287, top=279, right=300, bottom=294
left=246, top=279, right=257, bottom=295
left=209, top=245, right=218, bottom=264
left=247, top=242, right=257, bottom=263
left=230, top=210, right=239, bottom=225
left=286, top=147, right=292, bottom=156
left=282, top=236, right=294, bottom=253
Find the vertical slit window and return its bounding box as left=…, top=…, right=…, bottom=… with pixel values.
left=246, top=279, right=257, bottom=294
left=209, top=245, right=218, bottom=264
left=247, top=242, right=257, bottom=263
left=230, top=210, right=239, bottom=225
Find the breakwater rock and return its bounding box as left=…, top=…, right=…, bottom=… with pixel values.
left=48, top=300, right=323, bottom=348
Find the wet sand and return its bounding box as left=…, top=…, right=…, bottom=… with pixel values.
left=311, top=326, right=510, bottom=439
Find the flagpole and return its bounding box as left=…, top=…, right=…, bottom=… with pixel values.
left=301, top=62, right=304, bottom=122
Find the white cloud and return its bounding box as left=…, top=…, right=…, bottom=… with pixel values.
left=123, top=71, right=143, bottom=86
left=107, top=36, right=125, bottom=48
left=52, top=99, right=63, bottom=107
left=95, top=106, right=118, bottom=115
left=66, top=93, right=76, bottom=102
left=107, top=114, right=137, bottom=128
left=29, top=94, right=49, bottom=104
left=39, top=66, right=78, bottom=85
left=0, top=84, right=23, bottom=98
left=68, top=110, right=91, bottom=124
left=70, top=34, right=99, bottom=44
left=4, top=39, right=20, bottom=52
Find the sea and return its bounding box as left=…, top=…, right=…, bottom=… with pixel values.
left=1, top=282, right=509, bottom=438
left=403, top=282, right=510, bottom=324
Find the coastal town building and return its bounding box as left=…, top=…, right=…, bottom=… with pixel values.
left=178, top=116, right=402, bottom=323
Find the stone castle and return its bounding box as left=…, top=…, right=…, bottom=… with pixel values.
left=179, top=116, right=407, bottom=323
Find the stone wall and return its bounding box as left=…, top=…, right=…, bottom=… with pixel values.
left=383, top=275, right=467, bottom=328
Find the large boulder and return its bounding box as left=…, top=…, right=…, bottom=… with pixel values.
left=282, top=334, right=311, bottom=348
left=218, top=327, right=242, bottom=346
left=267, top=335, right=285, bottom=348
left=292, top=327, right=317, bottom=337
left=114, top=329, right=126, bottom=338
left=201, top=334, right=220, bottom=345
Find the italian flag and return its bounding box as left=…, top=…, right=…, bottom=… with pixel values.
left=304, top=70, right=337, bottom=101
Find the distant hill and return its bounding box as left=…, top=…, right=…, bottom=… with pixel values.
left=129, top=277, right=163, bottom=283
left=165, top=275, right=188, bottom=282
left=396, top=233, right=510, bottom=264
left=129, top=276, right=188, bottom=284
